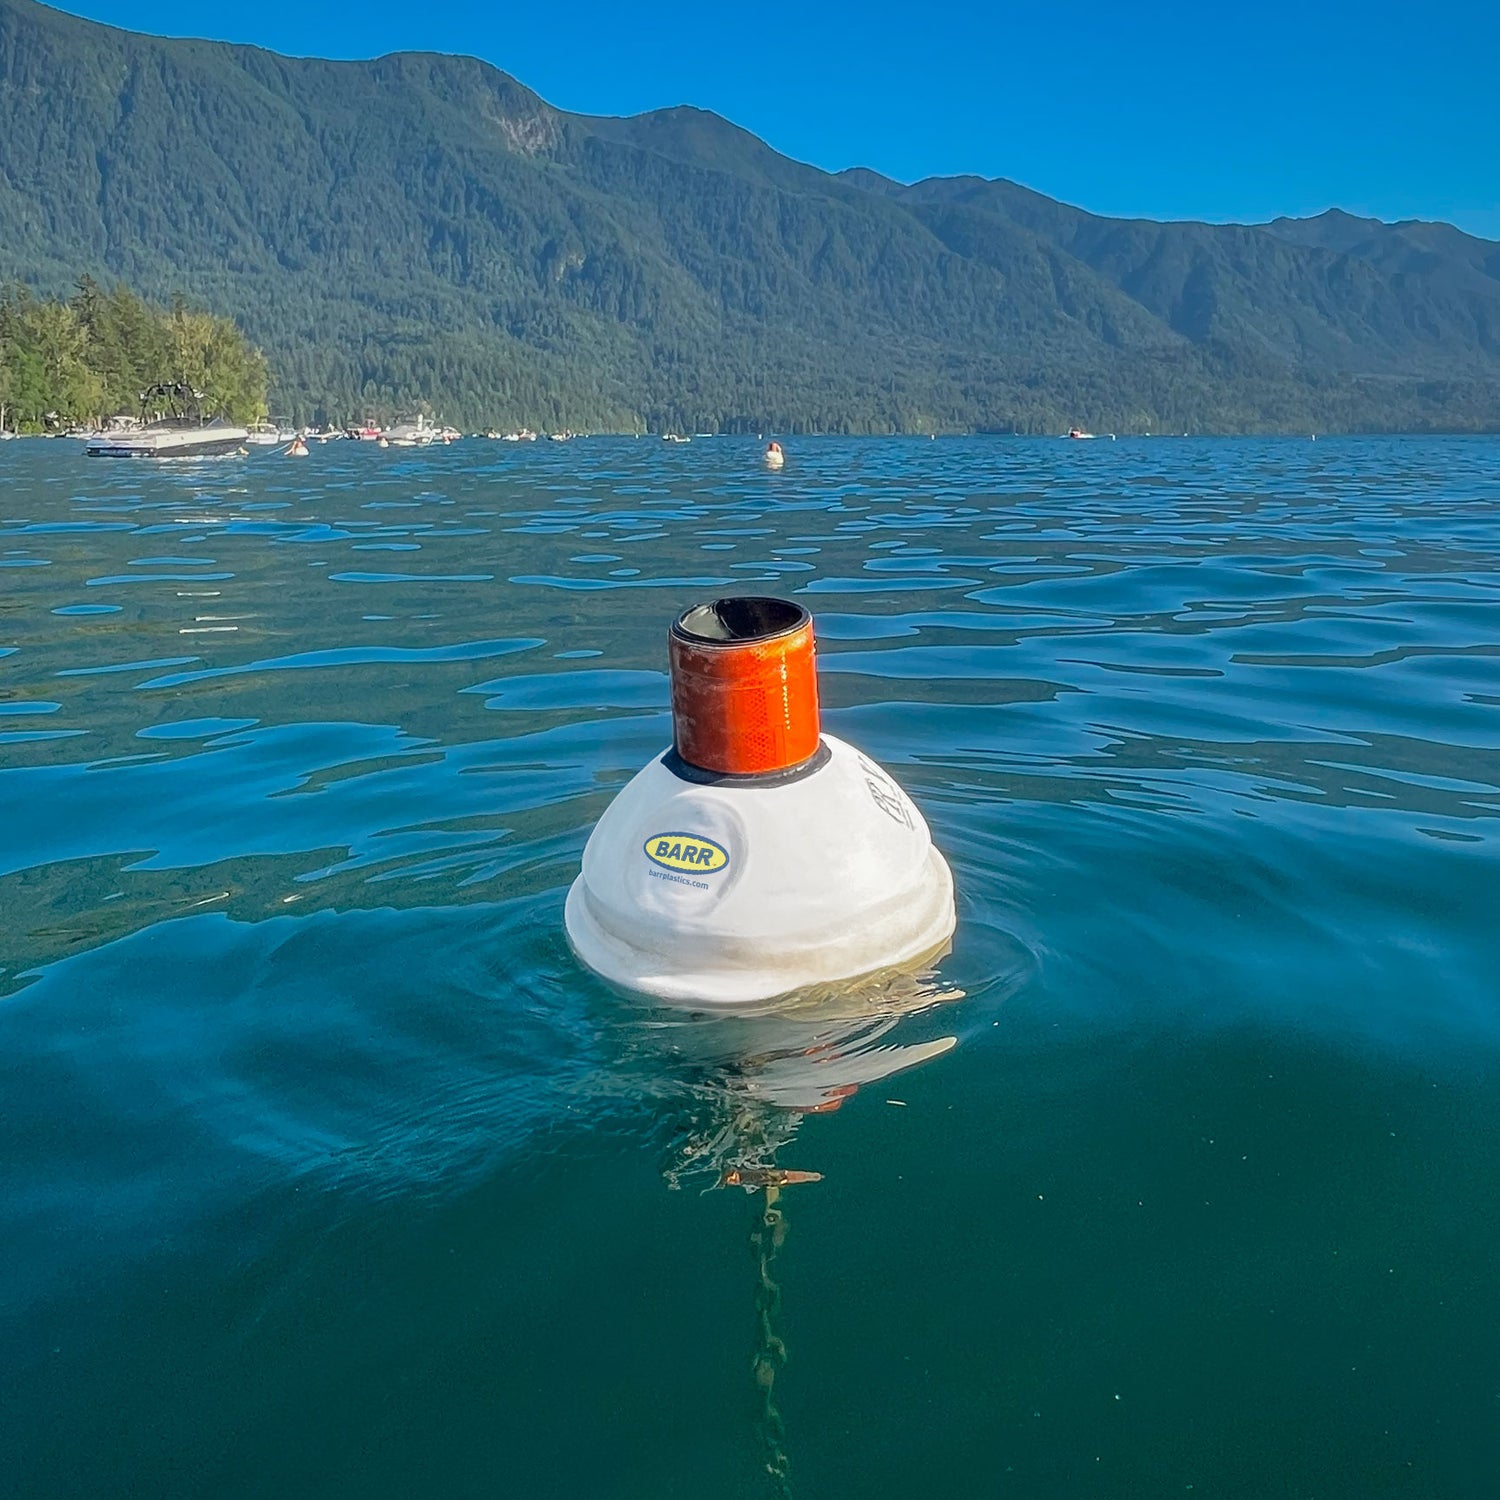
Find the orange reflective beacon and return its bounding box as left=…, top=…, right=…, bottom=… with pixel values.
left=668, top=597, right=820, bottom=776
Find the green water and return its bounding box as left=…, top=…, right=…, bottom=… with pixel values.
left=2, top=435, right=1498, bottom=1497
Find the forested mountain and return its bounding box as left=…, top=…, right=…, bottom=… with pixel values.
left=1, top=0, right=1496, bottom=432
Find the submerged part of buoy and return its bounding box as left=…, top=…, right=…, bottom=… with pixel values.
left=565, top=596, right=956, bottom=1005
left=764, top=440, right=784, bottom=469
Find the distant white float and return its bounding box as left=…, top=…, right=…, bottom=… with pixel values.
left=564, top=597, right=956, bottom=1006
left=764, top=440, right=785, bottom=469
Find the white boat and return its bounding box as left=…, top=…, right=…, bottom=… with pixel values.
left=246, top=421, right=283, bottom=446
left=384, top=414, right=437, bottom=447
left=87, top=384, right=248, bottom=458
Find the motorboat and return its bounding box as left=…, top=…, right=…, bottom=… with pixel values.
left=86, top=384, right=248, bottom=458
left=384, top=415, right=437, bottom=447
left=246, top=421, right=283, bottom=446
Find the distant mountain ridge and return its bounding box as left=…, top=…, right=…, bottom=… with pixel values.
left=1, top=0, right=1496, bottom=431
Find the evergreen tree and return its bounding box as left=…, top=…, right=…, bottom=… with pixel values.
left=0, top=280, right=268, bottom=430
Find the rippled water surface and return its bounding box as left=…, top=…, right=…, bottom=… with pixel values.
left=3, top=435, right=1499, bottom=1497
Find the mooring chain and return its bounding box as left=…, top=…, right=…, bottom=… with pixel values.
left=750, top=1183, right=794, bottom=1500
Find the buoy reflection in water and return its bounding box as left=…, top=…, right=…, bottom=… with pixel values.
left=620, top=961, right=966, bottom=1499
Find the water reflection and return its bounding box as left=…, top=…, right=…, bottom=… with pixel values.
left=613, top=961, right=968, bottom=1498
left=635, top=966, right=963, bottom=1186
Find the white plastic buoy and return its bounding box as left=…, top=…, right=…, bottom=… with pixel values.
left=764, top=440, right=784, bottom=469
left=564, top=597, right=956, bottom=1005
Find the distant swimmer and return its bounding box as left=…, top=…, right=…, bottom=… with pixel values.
left=764, top=440, right=785, bottom=469
left=286, top=436, right=309, bottom=457
left=377, top=435, right=390, bottom=448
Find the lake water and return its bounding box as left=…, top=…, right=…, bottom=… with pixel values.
left=2, top=435, right=1498, bottom=1498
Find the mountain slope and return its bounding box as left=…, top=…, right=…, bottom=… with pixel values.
left=1, top=0, right=1496, bottom=431
left=888, top=178, right=1500, bottom=373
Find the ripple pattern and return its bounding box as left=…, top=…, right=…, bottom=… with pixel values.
left=2, top=435, right=1498, bottom=1499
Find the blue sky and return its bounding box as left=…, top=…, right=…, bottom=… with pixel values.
left=58, top=0, right=1500, bottom=239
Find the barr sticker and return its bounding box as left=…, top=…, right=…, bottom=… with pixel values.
left=644, top=832, right=730, bottom=874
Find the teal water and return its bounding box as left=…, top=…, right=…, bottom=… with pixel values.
left=2, top=435, right=1498, bottom=1498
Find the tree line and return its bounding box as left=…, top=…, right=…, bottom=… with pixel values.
left=3, top=274, right=1495, bottom=440
left=0, top=279, right=268, bottom=432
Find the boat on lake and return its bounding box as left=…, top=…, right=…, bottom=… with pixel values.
left=86, top=384, right=248, bottom=458
left=384, top=415, right=437, bottom=447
